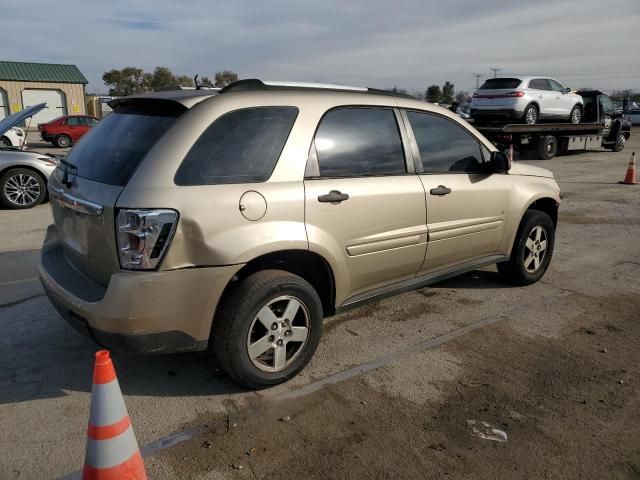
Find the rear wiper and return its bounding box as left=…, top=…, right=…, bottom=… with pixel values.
left=58, top=157, right=77, bottom=188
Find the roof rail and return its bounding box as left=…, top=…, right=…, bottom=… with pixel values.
left=219, top=79, right=416, bottom=99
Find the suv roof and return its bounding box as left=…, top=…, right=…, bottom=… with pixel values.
left=110, top=79, right=419, bottom=110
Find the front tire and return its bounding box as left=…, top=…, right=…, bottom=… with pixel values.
left=569, top=105, right=582, bottom=124
left=523, top=104, right=538, bottom=125
left=212, top=270, right=323, bottom=389
left=1, top=136, right=11, bottom=147
left=0, top=168, right=46, bottom=209
left=611, top=133, right=626, bottom=152
left=55, top=135, right=71, bottom=148
left=497, top=210, right=555, bottom=286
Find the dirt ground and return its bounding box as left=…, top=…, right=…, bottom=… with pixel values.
left=156, top=292, right=640, bottom=480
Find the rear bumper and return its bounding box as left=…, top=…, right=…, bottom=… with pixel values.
left=39, top=225, right=243, bottom=354
left=470, top=108, right=523, bottom=121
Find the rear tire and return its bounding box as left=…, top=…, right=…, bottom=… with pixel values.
left=212, top=270, right=323, bottom=389
left=497, top=210, right=555, bottom=286
left=0, top=168, right=46, bottom=209
left=55, top=135, right=71, bottom=148
left=522, top=104, right=538, bottom=125
left=537, top=135, right=557, bottom=160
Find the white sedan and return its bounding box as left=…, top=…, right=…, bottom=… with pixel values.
left=1, top=126, right=26, bottom=147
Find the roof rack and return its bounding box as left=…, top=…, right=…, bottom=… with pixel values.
left=219, top=79, right=416, bottom=99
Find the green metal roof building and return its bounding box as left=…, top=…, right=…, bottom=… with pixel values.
left=0, top=60, right=89, bottom=125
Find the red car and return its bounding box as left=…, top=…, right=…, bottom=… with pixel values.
left=39, top=115, right=99, bottom=148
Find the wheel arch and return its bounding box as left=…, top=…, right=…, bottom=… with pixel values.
left=526, top=196, right=559, bottom=227
left=216, top=249, right=336, bottom=320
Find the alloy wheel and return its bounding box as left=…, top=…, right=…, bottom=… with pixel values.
left=571, top=108, right=582, bottom=124
left=524, top=225, right=548, bottom=273
left=3, top=173, right=41, bottom=207
left=525, top=107, right=538, bottom=124
left=246, top=295, right=310, bottom=372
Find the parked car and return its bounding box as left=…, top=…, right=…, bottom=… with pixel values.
left=624, top=107, right=640, bottom=125
left=40, top=81, right=561, bottom=389
left=0, top=104, right=59, bottom=209
left=39, top=115, right=99, bottom=148
left=471, top=76, right=584, bottom=125
left=1, top=126, right=26, bottom=147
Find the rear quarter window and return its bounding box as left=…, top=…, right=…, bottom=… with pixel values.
left=175, top=106, right=298, bottom=185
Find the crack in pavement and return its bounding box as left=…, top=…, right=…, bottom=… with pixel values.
left=0, top=294, right=46, bottom=310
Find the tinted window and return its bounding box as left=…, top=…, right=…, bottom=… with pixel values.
left=406, top=111, right=483, bottom=173
left=312, top=107, right=405, bottom=177
left=479, top=78, right=522, bottom=90
left=175, top=107, right=297, bottom=185
left=87, top=118, right=98, bottom=126
left=529, top=79, right=551, bottom=90
left=548, top=79, right=566, bottom=92
left=65, top=102, right=184, bottom=186
left=67, top=117, right=83, bottom=126
left=599, top=96, right=614, bottom=115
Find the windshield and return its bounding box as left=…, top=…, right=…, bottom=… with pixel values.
left=64, top=102, right=184, bottom=186
left=479, top=78, right=522, bottom=90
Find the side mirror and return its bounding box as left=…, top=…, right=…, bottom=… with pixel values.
left=564, top=87, right=571, bottom=94
left=489, top=151, right=510, bottom=173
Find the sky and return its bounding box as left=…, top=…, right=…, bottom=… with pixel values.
left=3, top=0, right=639, bottom=94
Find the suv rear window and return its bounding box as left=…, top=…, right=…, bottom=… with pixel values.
left=479, top=78, right=522, bottom=90
left=65, top=101, right=184, bottom=186
left=175, top=107, right=298, bottom=185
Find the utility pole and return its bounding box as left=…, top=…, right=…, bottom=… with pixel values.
left=489, top=67, right=502, bottom=78
left=472, top=73, right=482, bottom=89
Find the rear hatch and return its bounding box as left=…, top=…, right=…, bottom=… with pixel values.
left=49, top=100, right=186, bottom=286
left=472, top=78, right=523, bottom=107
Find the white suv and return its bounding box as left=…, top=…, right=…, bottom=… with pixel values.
left=470, top=76, right=584, bottom=125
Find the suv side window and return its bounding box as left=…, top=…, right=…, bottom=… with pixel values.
left=406, top=110, right=484, bottom=173
left=310, top=107, right=406, bottom=177
left=548, top=79, right=566, bottom=92
left=529, top=79, right=551, bottom=90
left=175, top=106, right=298, bottom=185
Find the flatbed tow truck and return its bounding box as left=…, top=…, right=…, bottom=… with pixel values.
left=474, top=90, right=631, bottom=160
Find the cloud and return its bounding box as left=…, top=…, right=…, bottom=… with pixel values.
left=1, top=0, right=638, bottom=93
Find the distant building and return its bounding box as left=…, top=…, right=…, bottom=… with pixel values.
left=0, top=60, right=88, bottom=127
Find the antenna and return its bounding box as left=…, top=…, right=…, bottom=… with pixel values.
left=472, top=73, right=482, bottom=89
left=489, top=67, right=502, bottom=78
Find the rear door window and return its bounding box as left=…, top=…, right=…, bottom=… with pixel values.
left=175, top=107, right=298, bottom=185
left=65, top=102, right=185, bottom=186
left=67, top=117, right=82, bottom=126
left=406, top=110, right=484, bottom=173
left=529, top=79, right=551, bottom=90
left=309, top=107, right=406, bottom=177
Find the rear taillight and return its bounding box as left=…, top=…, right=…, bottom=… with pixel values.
left=116, top=209, right=178, bottom=270
left=505, top=91, right=525, bottom=97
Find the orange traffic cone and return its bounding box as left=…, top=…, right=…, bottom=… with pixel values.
left=82, top=351, right=147, bottom=480
left=619, top=152, right=638, bottom=185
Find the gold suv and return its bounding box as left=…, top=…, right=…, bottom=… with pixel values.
left=40, top=80, right=561, bottom=388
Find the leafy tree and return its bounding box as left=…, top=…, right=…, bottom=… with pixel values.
left=425, top=84, right=442, bottom=103
left=199, top=76, right=214, bottom=88
left=455, top=91, right=470, bottom=104
left=174, top=75, right=195, bottom=88
left=102, top=67, right=146, bottom=96
left=144, top=66, right=176, bottom=91
left=441, top=81, right=455, bottom=104
left=214, top=70, right=239, bottom=87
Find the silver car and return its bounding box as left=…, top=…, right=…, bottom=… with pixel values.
left=0, top=103, right=59, bottom=209
left=471, top=76, right=584, bottom=125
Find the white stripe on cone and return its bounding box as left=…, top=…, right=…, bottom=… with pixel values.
left=89, top=379, right=129, bottom=426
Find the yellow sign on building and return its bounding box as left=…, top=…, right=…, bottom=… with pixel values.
left=12, top=104, right=20, bottom=112
left=73, top=104, right=80, bottom=113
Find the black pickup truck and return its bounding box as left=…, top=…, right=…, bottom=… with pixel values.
left=475, top=90, right=632, bottom=160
